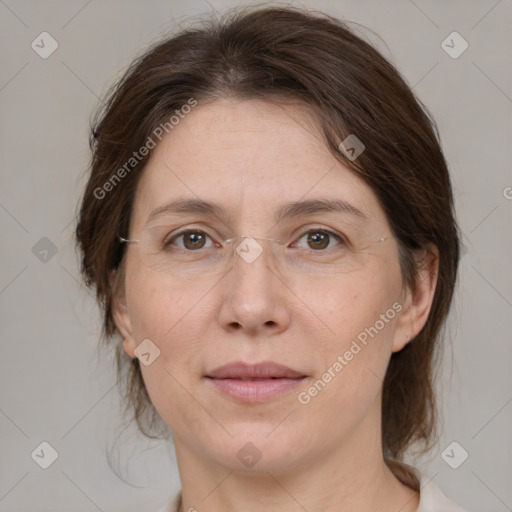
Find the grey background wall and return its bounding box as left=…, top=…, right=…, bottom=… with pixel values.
left=1, top=1, right=511, bottom=511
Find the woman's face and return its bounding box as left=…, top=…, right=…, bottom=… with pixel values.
left=115, top=98, right=416, bottom=473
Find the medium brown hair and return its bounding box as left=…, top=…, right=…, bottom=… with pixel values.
left=76, top=5, right=460, bottom=488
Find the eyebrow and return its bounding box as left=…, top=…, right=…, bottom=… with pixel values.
left=146, top=197, right=367, bottom=225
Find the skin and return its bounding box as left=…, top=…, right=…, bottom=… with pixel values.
left=113, top=98, right=438, bottom=512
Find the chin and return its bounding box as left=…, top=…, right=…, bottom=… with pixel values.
left=206, top=427, right=311, bottom=475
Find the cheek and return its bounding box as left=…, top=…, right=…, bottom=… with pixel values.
left=124, top=267, right=210, bottom=377
left=299, top=268, right=401, bottom=405
left=299, top=264, right=401, bottom=346
left=126, top=270, right=213, bottom=430
left=125, top=263, right=214, bottom=341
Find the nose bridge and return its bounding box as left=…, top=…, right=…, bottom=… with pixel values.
left=227, top=235, right=281, bottom=284
left=218, top=235, right=288, bottom=333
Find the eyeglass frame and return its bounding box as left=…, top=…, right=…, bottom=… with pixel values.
left=116, top=231, right=393, bottom=274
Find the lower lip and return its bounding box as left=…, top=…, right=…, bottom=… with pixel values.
left=207, top=377, right=305, bottom=403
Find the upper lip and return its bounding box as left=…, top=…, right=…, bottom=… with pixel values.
left=206, top=361, right=306, bottom=379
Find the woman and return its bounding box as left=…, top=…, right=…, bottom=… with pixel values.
left=76, top=6, right=467, bottom=512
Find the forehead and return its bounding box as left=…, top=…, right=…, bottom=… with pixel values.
left=131, top=99, right=388, bottom=231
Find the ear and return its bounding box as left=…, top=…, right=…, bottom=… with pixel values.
left=109, top=268, right=137, bottom=358
left=392, top=244, right=439, bottom=353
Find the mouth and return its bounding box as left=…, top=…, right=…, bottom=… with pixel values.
left=205, top=361, right=307, bottom=403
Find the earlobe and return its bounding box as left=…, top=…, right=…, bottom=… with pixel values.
left=392, top=244, right=439, bottom=353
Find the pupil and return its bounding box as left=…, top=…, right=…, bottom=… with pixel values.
left=185, top=232, right=205, bottom=250
left=308, top=231, right=328, bottom=250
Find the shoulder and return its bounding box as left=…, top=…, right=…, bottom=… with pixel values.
left=418, top=477, right=469, bottom=512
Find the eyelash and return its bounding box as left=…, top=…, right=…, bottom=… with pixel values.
left=163, top=227, right=347, bottom=252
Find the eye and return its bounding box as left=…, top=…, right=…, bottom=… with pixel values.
left=292, top=229, right=345, bottom=251
left=165, top=230, right=217, bottom=251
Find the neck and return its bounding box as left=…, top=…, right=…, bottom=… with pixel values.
left=173, top=406, right=419, bottom=512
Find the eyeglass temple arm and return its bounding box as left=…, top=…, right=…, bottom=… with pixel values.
left=118, top=235, right=139, bottom=244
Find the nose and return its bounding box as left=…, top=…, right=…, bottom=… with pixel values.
left=217, top=238, right=291, bottom=335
